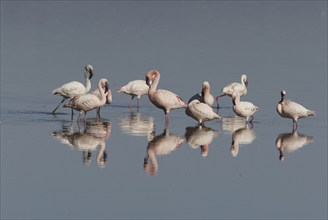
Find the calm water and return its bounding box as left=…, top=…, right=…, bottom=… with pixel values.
left=1, top=1, right=327, bottom=219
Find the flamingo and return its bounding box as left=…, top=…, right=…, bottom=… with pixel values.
left=92, top=80, right=112, bottom=119
left=275, top=130, right=314, bottom=161
left=63, top=78, right=108, bottom=123
left=276, top=90, right=315, bottom=130
left=232, top=91, right=258, bottom=124
left=117, top=79, right=149, bottom=109
left=188, top=81, right=214, bottom=106
left=216, top=74, right=248, bottom=108
left=145, top=70, right=187, bottom=128
left=185, top=100, right=221, bottom=126
left=51, top=64, right=94, bottom=116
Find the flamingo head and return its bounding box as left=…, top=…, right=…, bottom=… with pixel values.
left=202, top=81, right=210, bottom=95
left=145, top=70, right=159, bottom=88
left=100, top=78, right=109, bottom=93
left=242, top=74, right=248, bottom=87
left=85, top=64, right=94, bottom=79
left=280, top=90, right=286, bottom=102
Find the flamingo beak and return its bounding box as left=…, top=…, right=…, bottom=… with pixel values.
left=89, top=69, right=94, bottom=79
left=245, top=80, right=248, bottom=87
left=104, top=83, right=109, bottom=93
left=146, top=77, right=151, bottom=88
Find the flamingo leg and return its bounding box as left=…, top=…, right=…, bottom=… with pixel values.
left=70, top=108, right=74, bottom=121
left=96, top=108, right=100, bottom=121
left=293, top=121, right=298, bottom=131
left=129, top=97, right=133, bottom=110
left=165, top=113, right=169, bottom=128
left=137, top=98, right=140, bottom=110
left=215, top=96, right=220, bottom=109
left=77, top=111, right=82, bottom=123
left=249, top=115, right=254, bottom=123
left=52, top=97, right=66, bottom=114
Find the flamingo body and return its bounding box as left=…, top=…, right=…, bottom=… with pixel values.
left=186, top=100, right=221, bottom=126
left=276, top=90, right=315, bottom=129
left=64, top=79, right=108, bottom=122
left=145, top=70, right=187, bottom=127
left=232, top=92, right=258, bottom=123
left=216, top=74, right=248, bottom=107
left=117, top=80, right=148, bottom=108
left=51, top=64, right=94, bottom=114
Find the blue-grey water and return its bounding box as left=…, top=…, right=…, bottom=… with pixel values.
left=1, top=1, right=327, bottom=219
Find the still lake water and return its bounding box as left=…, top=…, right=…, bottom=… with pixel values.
left=1, top=1, right=327, bottom=219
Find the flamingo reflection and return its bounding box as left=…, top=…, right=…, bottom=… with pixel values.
left=185, top=126, right=220, bottom=157
left=144, top=129, right=185, bottom=175
left=221, top=116, right=246, bottom=135
left=275, top=130, right=314, bottom=161
left=117, top=111, right=155, bottom=141
left=52, top=120, right=111, bottom=167
left=230, top=124, right=256, bottom=157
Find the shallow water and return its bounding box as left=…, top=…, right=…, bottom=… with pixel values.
left=1, top=1, right=327, bottom=219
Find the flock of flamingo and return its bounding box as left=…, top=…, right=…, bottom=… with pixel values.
left=51, top=64, right=316, bottom=130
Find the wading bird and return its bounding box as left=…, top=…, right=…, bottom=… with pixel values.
left=51, top=64, right=94, bottom=117
left=276, top=90, right=315, bottom=130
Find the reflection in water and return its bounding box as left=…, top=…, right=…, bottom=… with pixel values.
left=230, top=124, right=256, bottom=157
left=221, top=116, right=246, bottom=134
left=117, top=111, right=155, bottom=141
left=185, top=126, right=220, bottom=157
left=275, top=131, right=314, bottom=161
left=144, top=129, right=185, bottom=175
left=52, top=120, right=111, bottom=167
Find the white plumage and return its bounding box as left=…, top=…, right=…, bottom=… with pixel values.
left=51, top=64, right=94, bottom=114
left=216, top=74, right=248, bottom=108
left=276, top=90, right=315, bottom=130
left=63, top=78, right=108, bottom=123
left=188, top=81, right=214, bottom=106
left=232, top=92, right=258, bottom=123
left=92, top=80, right=112, bottom=119
left=186, top=100, right=221, bottom=126
left=117, top=79, right=149, bottom=109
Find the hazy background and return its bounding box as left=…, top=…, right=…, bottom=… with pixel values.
left=1, top=1, right=327, bottom=219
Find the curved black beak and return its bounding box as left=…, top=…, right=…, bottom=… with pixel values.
left=145, top=77, right=151, bottom=88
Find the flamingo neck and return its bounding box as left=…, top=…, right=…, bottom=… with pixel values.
left=145, top=150, right=158, bottom=175
left=150, top=72, right=160, bottom=91
left=241, top=77, right=246, bottom=87
left=234, top=95, right=240, bottom=105
left=97, top=81, right=107, bottom=105
left=280, top=94, right=285, bottom=103
left=203, top=86, right=210, bottom=98
left=85, top=77, right=92, bottom=93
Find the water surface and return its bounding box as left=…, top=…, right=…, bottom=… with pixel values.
left=1, top=1, right=327, bottom=219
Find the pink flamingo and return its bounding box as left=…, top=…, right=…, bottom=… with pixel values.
left=276, top=90, right=315, bottom=130
left=145, top=70, right=187, bottom=128
left=63, top=79, right=108, bottom=123
left=117, top=80, right=149, bottom=109
left=51, top=65, right=94, bottom=116
left=92, top=82, right=112, bottom=119
left=188, top=81, right=214, bottom=106
left=216, top=74, right=248, bottom=108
